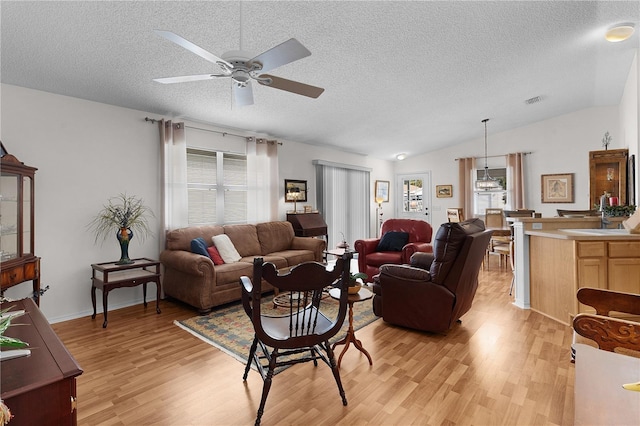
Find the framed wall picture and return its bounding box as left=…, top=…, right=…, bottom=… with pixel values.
left=284, top=179, right=307, bottom=202
left=436, top=184, right=453, bottom=198
left=375, top=180, right=390, bottom=202
left=541, top=173, right=574, bottom=203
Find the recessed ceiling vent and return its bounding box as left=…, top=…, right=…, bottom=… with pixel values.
left=525, top=96, right=542, bottom=105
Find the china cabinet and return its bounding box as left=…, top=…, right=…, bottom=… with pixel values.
left=0, top=143, right=40, bottom=304
left=589, top=148, right=628, bottom=208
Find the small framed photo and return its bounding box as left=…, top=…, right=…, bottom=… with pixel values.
left=285, top=179, right=307, bottom=202
left=375, top=180, right=390, bottom=202
left=436, top=184, right=453, bottom=198
left=541, top=173, right=574, bottom=203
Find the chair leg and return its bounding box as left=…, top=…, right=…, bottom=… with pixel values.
left=244, top=335, right=259, bottom=381
left=323, top=341, right=348, bottom=406
left=255, top=349, right=278, bottom=426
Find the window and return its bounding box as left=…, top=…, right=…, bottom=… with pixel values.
left=187, top=148, right=247, bottom=225
left=474, top=167, right=506, bottom=215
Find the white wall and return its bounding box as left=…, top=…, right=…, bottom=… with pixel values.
left=0, top=84, right=395, bottom=322
left=397, top=106, right=622, bottom=227
left=1, top=84, right=162, bottom=322
left=3, top=60, right=637, bottom=322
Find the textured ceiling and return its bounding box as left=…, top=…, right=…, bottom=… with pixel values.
left=2, top=1, right=639, bottom=160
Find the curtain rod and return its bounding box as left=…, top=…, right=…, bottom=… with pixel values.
left=455, top=152, right=532, bottom=161
left=145, top=117, right=276, bottom=142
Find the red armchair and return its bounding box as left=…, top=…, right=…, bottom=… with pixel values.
left=354, top=218, right=433, bottom=281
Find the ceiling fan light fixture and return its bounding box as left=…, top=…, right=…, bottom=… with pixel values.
left=605, top=24, right=635, bottom=42
left=475, top=118, right=503, bottom=191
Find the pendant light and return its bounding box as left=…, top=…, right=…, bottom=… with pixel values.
left=475, top=118, right=502, bottom=191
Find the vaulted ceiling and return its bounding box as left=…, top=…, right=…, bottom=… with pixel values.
left=2, top=1, right=638, bottom=160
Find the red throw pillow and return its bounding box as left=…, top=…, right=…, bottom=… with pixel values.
left=207, top=245, right=225, bottom=265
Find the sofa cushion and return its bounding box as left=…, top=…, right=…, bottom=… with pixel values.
left=377, top=231, right=409, bottom=251
left=166, top=225, right=225, bottom=251
left=268, top=249, right=317, bottom=267
left=363, top=251, right=403, bottom=267
left=190, top=237, right=210, bottom=258
left=206, top=245, right=225, bottom=265
left=256, top=221, right=295, bottom=254
left=223, top=224, right=262, bottom=257
left=212, top=234, right=242, bottom=263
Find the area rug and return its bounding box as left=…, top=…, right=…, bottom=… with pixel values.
left=175, top=293, right=379, bottom=371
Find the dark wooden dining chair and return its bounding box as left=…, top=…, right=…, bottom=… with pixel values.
left=240, top=253, right=352, bottom=426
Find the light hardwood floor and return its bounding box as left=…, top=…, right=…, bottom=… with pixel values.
left=52, top=259, right=575, bottom=425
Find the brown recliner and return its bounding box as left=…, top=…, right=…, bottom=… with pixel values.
left=371, top=218, right=492, bottom=333
left=354, top=218, right=433, bottom=281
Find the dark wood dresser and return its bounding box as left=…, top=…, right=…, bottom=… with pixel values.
left=1, top=298, right=83, bottom=425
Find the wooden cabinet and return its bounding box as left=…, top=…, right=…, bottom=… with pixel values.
left=0, top=145, right=40, bottom=304
left=530, top=235, right=640, bottom=325
left=1, top=298, right=83, bottom=425
left=589, top=148, right=628, bottom=208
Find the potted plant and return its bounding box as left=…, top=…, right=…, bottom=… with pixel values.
left=88, top=193, right=154, bottom=265
left=348, top=272, right=368, bottom=294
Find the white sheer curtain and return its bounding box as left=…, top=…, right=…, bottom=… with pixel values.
left=247, top=137, right=279, bottom=223
left=159, top=120, right=188, bottom=241
left=314, top=160, right=370, bottom=249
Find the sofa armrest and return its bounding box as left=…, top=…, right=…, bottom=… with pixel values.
left=378, top=264, right=431, bottom=282
left=354, top=238, right=381, bottom=273
left=290, top=236, right=327, bottom=261
left=401, top=242, right=433, bottom=264
left=159, top=249, right=215, bottom=276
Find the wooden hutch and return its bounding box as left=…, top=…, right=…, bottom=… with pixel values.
left=0, top=143, right=41, bottom=304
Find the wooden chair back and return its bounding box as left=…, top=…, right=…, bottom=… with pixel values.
left=446, top=208, right=464, bottom=223
left=240, top=253, right=352, bottom=425
left=484, top=208, right=504, bottom=228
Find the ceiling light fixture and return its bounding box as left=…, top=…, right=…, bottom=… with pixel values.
left=396, top=153, right=407, bottom=161
left=605, top=23, right=635, bottom=42
left=475, top=118, right=502, bottom=191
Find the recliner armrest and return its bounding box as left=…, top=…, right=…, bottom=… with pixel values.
left=379, top=264, right=431, bottom=282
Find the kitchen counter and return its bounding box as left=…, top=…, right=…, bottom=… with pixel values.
left=511, top=218, right=640, bottom=325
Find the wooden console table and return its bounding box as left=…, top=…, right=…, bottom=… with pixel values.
left=91, top=257, right=161, bottom=328
left=1, top=298, right=83, bottom=425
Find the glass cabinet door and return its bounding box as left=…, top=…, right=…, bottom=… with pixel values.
left=0, top=173, right=19, bottom=261
left=23, top=176, right=32, bottom=255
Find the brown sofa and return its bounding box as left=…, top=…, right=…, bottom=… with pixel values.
left=371, top=218, right=492, bottom=333
left=160, top=221, right=326, bottom=313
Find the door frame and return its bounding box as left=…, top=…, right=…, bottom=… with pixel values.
left=395, top=172, right=432, bottom=221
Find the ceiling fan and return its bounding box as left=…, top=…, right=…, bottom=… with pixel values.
left=153, top=30, right=324, bottom=107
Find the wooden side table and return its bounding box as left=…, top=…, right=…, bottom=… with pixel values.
left=91, top=257, right=161, bottom=328
left=329, top=286, right=373, bottom=367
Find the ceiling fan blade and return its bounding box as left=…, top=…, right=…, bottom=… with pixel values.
left=258, top=75, right=324, bottom=99
left=233, top=81, right=254, bottom=107
left=155, top=30, right=233, bottom=69
left=153, top=74, right=227, bottom=84
left=249, top=38, right=311, bottom=73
